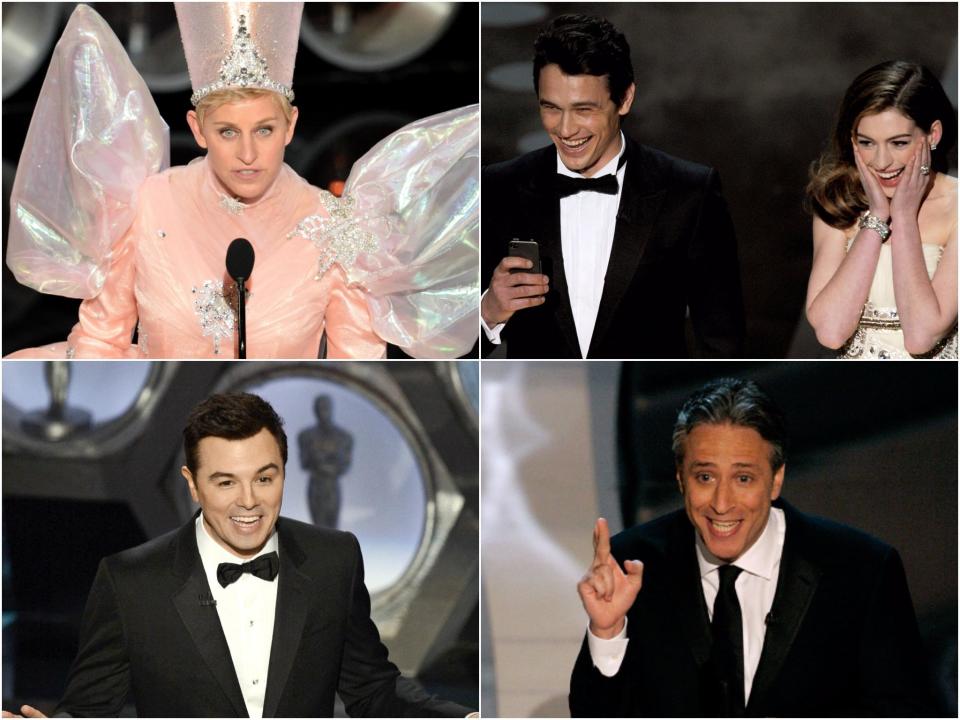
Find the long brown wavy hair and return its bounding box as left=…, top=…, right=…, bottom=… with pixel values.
left=805, top=60, right=956, bottom=229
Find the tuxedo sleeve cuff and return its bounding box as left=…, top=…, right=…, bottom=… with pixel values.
left=587, top=617, right=629, bottom=677
left=480, top=290, right=505, bottom=344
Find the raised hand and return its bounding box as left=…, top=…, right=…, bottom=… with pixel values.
left=481, top=256, right=549, bottom=326
left=2, top=705, right=48, bottom=718
left=852, top=141, right=890, bottom=220
left=890, top=137, right=933, bottom=222
left=577, top=518, right=643, bottom=639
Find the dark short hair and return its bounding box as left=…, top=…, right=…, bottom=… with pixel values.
left=183, top=392, right=288, bottom=475
left=533, top=14, right=635, bottom=107
left=672, top=378, right=786, bottom=471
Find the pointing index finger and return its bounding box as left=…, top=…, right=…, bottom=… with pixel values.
left=593, top=517, right=612, bottom=564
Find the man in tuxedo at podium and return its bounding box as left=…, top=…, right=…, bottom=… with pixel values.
left=570, top=378, right=932, bottom=716
left=3, top=393, right=471, bottom=718
left=481, top=14, right=745, bottom=358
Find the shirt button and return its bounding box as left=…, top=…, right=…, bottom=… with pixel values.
left=252, top=679, right=259, bottom=685
left=249, top=620, right=254, bottom=627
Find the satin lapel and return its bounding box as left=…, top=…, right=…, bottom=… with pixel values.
left=747, top=514, right=822, bottom=713
left=261, top=524, right=311, bottom=719
left=587, top=143, right=666, bottom=357
left=170, top=524, right=248, bottom=717
left=667, top=523, right=713, bottom=666
left=527, top=152, right=582, bottom=356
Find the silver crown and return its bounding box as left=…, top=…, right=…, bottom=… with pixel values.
left=190, top=14, right=294, bottom=106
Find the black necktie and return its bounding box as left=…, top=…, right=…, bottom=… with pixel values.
left=217, top=551, right=279, bottom=588
left=709, top=564, right=745, bottom=717
left=555, top=173, right=619, bottom=198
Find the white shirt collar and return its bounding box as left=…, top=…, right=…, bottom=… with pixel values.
left=556, top=131, right=626, bottom=179
left=695, top=506, right=785, bottom=581
left=195, top=512, right=279, bottom=568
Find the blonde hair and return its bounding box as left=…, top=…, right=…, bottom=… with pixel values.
left=194, top=87, right=294, bottom=128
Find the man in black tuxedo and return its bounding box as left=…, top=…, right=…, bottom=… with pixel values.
left=570, top=378, right=932, bottom=717
left=481, top=14, right=745, bottom=358
left=3, top=393, right=471, bottom=718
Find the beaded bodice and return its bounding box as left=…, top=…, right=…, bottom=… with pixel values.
left=839, top=242, right=956, bottom=359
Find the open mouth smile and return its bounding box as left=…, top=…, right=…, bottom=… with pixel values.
left=558, top=136, right=591, bottom=151
left=230, top=515, right=263, bottom=531
left=873, top=167, right=905, bottom=187
left=706, top=518, right=742, bottom=537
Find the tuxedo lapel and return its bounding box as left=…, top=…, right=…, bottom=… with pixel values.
left=261, top=521, right=312, bottom=718
left=526, top=150, right=583, bottom=356
left=747, top=505, right=822, bottom=713
left=588, top=140, right=666, bottom=356
left=170, top=519, right=248, bottom=717
left=666, top=520, right=713, bottom=666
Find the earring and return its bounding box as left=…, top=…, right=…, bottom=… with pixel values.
left=931, top=143, right=938, bottom=150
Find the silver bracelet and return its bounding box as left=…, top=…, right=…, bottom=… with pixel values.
left=859, top=212, right=890, bottom=242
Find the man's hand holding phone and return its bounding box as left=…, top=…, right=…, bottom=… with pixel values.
left=482, top=240, right=550, bottom=326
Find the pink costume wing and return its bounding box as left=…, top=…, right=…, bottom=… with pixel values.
left=6, top=4, right=169, bottom=299
left=343, top=104, right=479, bottom=358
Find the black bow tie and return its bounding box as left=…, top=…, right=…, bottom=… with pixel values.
left=555, top=172, right=619, bottom=198
left=217, top=551, right=279, bottom=588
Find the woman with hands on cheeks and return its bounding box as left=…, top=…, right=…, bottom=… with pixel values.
left=805, top=60, right=957, bottom=358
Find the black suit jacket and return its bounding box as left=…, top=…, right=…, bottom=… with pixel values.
left=569, top=499, right=933, bottom=717
left=482, top=138, right=745, bottom=358
left=55, top=515, right=468, bottom=717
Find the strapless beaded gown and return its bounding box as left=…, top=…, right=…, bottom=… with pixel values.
left=839, top=242, right=957, bottom=359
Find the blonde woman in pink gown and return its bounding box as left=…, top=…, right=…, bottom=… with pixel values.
left=6, top=3, right=478, bottom=359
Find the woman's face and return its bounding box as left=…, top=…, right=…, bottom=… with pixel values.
left=853, top=109, right=940, bottom=198
left=187, top=95, right=298, bottom=204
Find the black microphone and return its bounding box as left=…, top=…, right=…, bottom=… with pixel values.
left=226, top=238, right=255, bottom=359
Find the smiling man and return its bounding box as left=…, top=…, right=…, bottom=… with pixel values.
left=3, top=393, right=470, bottom=719
left=481, top=14, right=745, bottom=358
left=570, top=378, right=932, bottom=717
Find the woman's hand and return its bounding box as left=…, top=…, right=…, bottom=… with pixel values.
left=852, top=141, right=890, bottom=220
left=890, top=137, right=933, bottom=222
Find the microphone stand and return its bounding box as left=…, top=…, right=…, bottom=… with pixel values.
left=236, top=275, right=248, bottom=359
left=226, top=237, right=255, bottom=359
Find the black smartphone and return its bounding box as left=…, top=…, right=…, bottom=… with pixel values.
left=508, top=239, right=541, bottom=275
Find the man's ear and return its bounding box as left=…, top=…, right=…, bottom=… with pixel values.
left=186, top=110, right=208, bottom=149
left=676, top=468, right=685, bottom=495
left=182, top=466, right=200, bottom=503
left=617, top=82, right=636, bottom=117
left=771, top=464, right=785, bottom=501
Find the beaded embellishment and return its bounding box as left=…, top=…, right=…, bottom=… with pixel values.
left=839, top=303, right=958, bottom=359
left=192, top=280, right=237, bottom=355
left=136, top=321, right=149, bottom=356
left=190, top=14, right=294, bottom=106
left=219, top=194, right=245, bottom=215
left=287, top=191, right=381, bottom=279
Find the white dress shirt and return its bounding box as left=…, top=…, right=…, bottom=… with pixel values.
left=482, top=133, right=627, bottom=355
left=588, top=507, right=786, bottom=704
left=557, top=133, right=626, bottom=356
left=195, top=515, right=280, bottom=719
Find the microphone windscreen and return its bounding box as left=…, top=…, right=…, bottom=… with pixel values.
left=226, top=238, right=255, bottom=280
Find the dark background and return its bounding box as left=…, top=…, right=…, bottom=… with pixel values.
left=616, top=361, right=958, bottom=715
left=2, top=2, right=480, bottom=355
left=480, top=2, right=958, bottom=358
